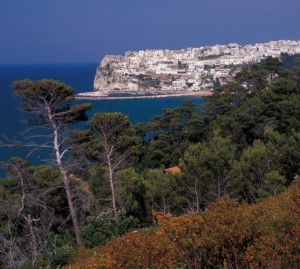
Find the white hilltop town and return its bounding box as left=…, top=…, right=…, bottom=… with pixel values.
left=77, top=40, right=300, bottom=99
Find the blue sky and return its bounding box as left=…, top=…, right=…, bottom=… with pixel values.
left=1, top=0, right=300, bottom=64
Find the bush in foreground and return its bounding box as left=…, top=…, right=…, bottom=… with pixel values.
left=66, top=183, right=300, bottom=269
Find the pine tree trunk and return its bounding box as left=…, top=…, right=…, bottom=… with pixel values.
left=195, top=180, right=200, bottom=212
left=53, top=127, right=83, bottom=246
left=23, top=214, right=38, bottom=266
left=107, top=155, right=117, bottom=217
left=62, top=171, right=83, bottom=246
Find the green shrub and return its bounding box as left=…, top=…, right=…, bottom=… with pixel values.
left=44, top=232, right=76, bottom=268
left=81, top=210, right=139, bottom=248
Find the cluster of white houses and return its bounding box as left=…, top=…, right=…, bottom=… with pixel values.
left=94, top=40, right=300, bottom=94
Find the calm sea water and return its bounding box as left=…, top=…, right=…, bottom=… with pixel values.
left=0, top=63, right=205, bottom=174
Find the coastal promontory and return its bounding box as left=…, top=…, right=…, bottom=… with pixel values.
left=77, top=40, right=300, bottom=99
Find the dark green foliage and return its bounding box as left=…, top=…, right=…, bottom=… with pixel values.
left=115, top=168, right=148, bottom=221
left=87, top=112, right=137, bottom=164
left=239, top=136, right=284, bottom=201
left=235, top=63, right=267, bottom=92
left=80, top=210, right=139, bottom=248
left=261, top=56, right=281, bottom=81
left=137, top=101, right=205, bottom=169
left=13, top=79, right=91, bottom=125
left=2, top=56, right=300, bottom=268
left=12, top=79, right=92, bottom=247
left=86, top=112, right=137, bottom=215
left=71, top=129, right=100, bottom=163
left=211, top=77, right=300, bottom=150
left=141, top=135, right=189, bottom=168
left=281, top=131, right=300, bottom=180
left=202, top=81, right=248, bottom=121
left=43, top=233, right=76, bottom=269
left=143, top=169, right=188, bottom=214
left=17, top=233, right=76, bottom=269
left=180, top=131, right=243, bottom=209
left=257, top=170, right=286, bottom=198
left=281, top=53, right=300, bottom=69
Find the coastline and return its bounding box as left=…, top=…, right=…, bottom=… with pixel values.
left=75, top=90, right=213, bottom=100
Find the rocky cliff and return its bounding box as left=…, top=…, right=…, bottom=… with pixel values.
left=93, top=55, right=125, bottom=95
left=93, top=53, right=166, bottom=95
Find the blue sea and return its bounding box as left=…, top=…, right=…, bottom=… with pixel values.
left=0, top=63, right=205, bottom=175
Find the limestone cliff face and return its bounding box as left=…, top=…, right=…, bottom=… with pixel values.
left=93, top=53, right=170, bottom=95
left=93, top=55, right=125, bottom=94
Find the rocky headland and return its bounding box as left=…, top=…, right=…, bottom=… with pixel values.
left=76, top=40, right=300, bottom=99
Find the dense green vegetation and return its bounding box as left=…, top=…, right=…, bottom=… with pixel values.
left=1, top=56, right=300, bottom=268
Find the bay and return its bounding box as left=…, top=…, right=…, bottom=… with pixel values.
left=0, top=63, right=205, bottom=175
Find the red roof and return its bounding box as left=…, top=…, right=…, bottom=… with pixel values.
left=165, top=166, right=181, bottom=173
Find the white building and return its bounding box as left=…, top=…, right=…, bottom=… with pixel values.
left=172, top=79, right=187, bottom=87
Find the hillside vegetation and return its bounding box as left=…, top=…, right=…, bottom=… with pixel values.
left=1, top=55, right=300, bottom=268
